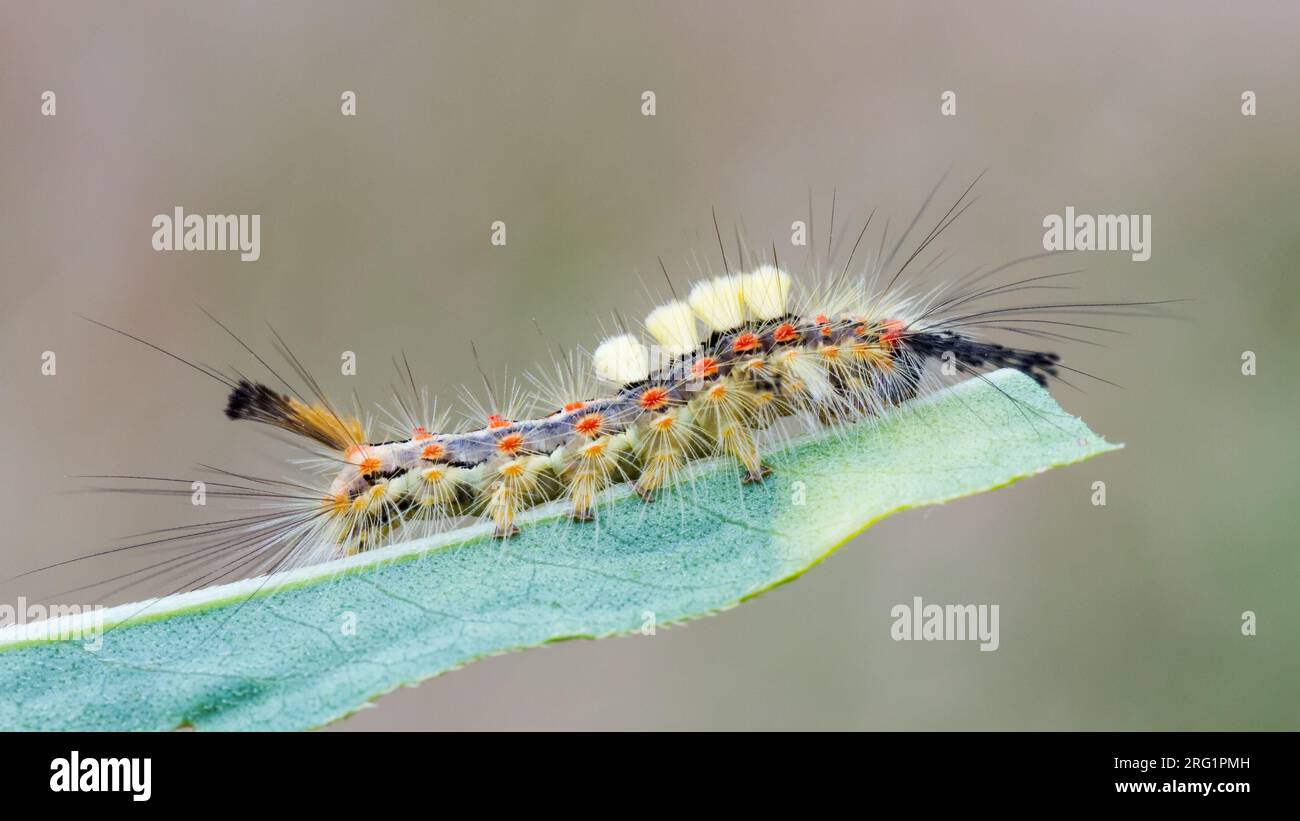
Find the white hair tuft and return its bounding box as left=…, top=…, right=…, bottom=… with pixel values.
left=740, top=265, right=792, bottom=321
left=592, top=334, right=651, bottom=384
left=688, top=275, right=746, bottom=332
left=644, top=300, right=700, bottom=356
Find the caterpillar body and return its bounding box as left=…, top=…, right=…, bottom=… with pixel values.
left=63, top=187, right=1167, bottom=598
left=223, top=264, right=1058, bottom=549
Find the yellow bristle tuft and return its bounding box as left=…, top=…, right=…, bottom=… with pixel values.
left=288, top=398, right=365, bottom=452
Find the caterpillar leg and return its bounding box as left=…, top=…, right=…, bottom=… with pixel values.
left=485, top=458, right=539, bottom=539
left=486, top=482, right=520, bottom=539
left=567, top=439, right=615, bottom=521
left=718, top=421, right=770, bottom=485
left=633, top=453, right=681, bottom=502
left=493, top=522, right=521, bottom=539
left=633, top=410, right=691, bottom=503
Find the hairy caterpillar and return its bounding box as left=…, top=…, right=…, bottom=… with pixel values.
left=50, top=182, right=1168, bottom=600
left=222, top=263, right=1062, bottom=543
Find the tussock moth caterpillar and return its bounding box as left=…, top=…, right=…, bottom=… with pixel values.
left=33, top=180, right=1174, bottom=601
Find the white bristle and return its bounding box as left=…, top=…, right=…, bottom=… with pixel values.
left=592, top=334, right=650, bottom=384
left=644, top=300, right=700, bottom=356
left=688, top=275, right=746, bottom=332
left=741, top=265, right=792, bottom=321
left=781, top=350, right=834, bottom=401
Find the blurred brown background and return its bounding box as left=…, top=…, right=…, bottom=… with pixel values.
left=1, top=1, right=1297, bottom=729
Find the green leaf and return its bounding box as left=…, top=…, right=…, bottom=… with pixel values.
left=0, top=369, right=1118, bottom=731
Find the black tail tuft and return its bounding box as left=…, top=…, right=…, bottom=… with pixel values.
left=908, top=331, right=1060, bottom=387
left=225, top=379, right=288, bottom=421
left=223, top=378, right=362, bottom=450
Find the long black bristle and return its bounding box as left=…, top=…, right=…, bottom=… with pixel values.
left=908, top=330, right=1060, bottom=387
